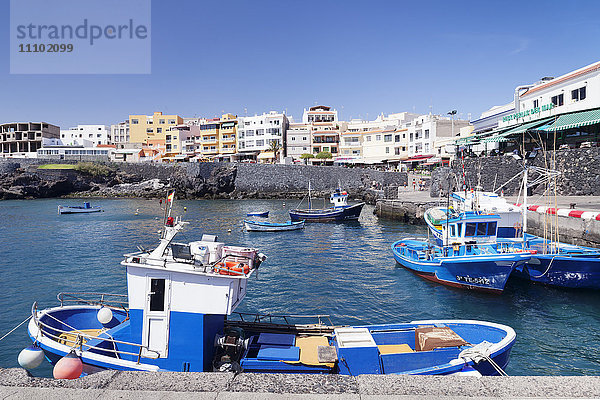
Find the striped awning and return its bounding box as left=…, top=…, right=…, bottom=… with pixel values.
left=500, top=117, right=555, bottom=136
left=479, top=135, right=510, bottom=143
left=541, top=108, right=600, bottom=132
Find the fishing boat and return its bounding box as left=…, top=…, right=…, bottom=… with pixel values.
left=424, top=207, right=500, bottom=246
left=289, top=184, right=364, bottom=222
left=244, top=220, right=304, bottom=232
left=58, top=202, right=102, bottom=215
left=21, top=193, right=516, bottom=377
left=392, top=239, right=531, bottom=293
left=246, top=211, right=269, bottom=218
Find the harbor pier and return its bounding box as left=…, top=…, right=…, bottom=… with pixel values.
left=376, top=190, right=600, bottom=247
left=1, top=368, right=600, bottom=398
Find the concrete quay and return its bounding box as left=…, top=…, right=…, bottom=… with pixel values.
left=1, top=368, right=600, bottom=399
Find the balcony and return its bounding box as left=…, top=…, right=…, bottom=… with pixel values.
left=313, top=138, right=339, bottom=144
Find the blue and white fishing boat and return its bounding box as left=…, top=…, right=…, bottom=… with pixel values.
left=58, top=202, right=102, bottom=215
left=392, top=239, right=531, bottom=293
left=244, top=219, right=304, bottom=232
left=424, top=207, right=500, bottom=247
left=21, top=194, right=517, bottom=377
left=246, top=211, right=269, bottom=218
left=289, top=184, right=364, bottom=222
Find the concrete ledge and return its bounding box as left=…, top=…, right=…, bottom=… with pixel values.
left=2, top=368, right=599, bottom=398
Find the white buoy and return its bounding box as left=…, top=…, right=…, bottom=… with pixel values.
left=97, top=307, right=113, bottom=325
left=53, top=350, right=83, bottom=379
left=18, top=345, right=44, bottom=369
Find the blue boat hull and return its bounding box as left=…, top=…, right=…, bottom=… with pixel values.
left=247, top=211, right=269, bottom=217
left=289, top=203, right=364, bottom=222
left=392, top=241, right=529, bottom=293
left=512, top=254, right=600, bottom=289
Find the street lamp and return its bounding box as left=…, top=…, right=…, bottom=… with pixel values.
left=447, top=110, right=457, bottom=138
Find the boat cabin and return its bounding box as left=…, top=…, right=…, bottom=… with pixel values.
left=330, top=189, right=349, bottom=209
left=426, top=208, right=499, bottom=246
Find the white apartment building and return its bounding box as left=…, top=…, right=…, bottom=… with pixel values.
left=286, top=122, right=311, bottom=161
left=404, top=114, right=470, bottom=158
left=166, top=124, right=197, bottom=160
left=500, top=61, right=600, bottom=130
left=111, top=121, right=130, bottom=146
left=349, top=112, right=418, bottom=164
left=60, top=124, right=111, bottom=146
left=238, top=111, right=288, bottom=162
left=302, top=105, right=340, bottom=164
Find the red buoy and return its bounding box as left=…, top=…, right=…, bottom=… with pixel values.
left=53, top=350, right=83, bottom=379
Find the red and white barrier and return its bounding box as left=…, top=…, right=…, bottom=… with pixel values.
left=514, top=203, right=600, bottom=221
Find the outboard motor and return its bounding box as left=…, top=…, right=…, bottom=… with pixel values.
left=213, top=327, right=247, bottom=372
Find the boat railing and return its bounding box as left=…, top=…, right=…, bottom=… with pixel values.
left=123, top=252, right=256, bottom=276
left=31, top=302, right=160, bottom=363
left=57, top=292, right=129, bottom=309
left=228, top=312, right=335, bottom=331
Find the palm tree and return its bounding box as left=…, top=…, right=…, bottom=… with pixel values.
left=268, top=140, right=282, bottom=164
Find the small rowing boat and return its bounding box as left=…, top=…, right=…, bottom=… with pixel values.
left=247, top=211, right=269, bottom=218
left=58, top=202, right=102, bottom=215
left=244, top=220, right=305, bottom=232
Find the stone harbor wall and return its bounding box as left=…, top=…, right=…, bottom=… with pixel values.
left=0, top=159, right=406, bottom=202
left=430, top=147, right=600, bottom=197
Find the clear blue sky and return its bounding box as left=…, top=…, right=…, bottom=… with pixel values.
left=1, top=0, right=599, bottom=128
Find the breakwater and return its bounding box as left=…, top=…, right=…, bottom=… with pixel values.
left=0, top=159, right=407, bottom=202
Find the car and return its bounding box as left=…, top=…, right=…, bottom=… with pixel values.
left=580, top=141, right=596, bottom=148
left=559, top=143, right=575, bottom=150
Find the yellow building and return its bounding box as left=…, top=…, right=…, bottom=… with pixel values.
left=128, top=112, right=183, bottom=155
left=198, top=113, right=238, bottom=160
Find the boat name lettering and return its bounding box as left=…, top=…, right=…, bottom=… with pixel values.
left=456, top=275, right=490, bottom=285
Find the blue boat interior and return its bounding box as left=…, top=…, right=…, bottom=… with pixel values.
left=35, top=306, right=511, bottom=375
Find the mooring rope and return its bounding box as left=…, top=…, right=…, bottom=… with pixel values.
left=0, top=316, right=32, bottom=342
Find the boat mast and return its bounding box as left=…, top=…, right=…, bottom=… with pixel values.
left=308, top=181, right=312, bottom=210
left=522, top=163, right=528, bottom=244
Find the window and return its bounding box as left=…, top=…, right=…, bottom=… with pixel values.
left=256, top=140, right=264, bottom=146
left=159, top=119, right=165, bottom=124
left=572, top=87, right=586, bottom=101
left=477, top=223, right=487, bottom=236
left=465, top=223, right=477, bottom=237
left=424, top=129, right=429, bottom=139
left=487, top=221, right=497, bottom=236
left=157, top=128, right=162, bottom=133
left=533, top=99, right=539, bottom=108
left=131, top=119, right=139, bottom=124
left=168, top=119, right=176, bottom=124
left=395, top=135, right=400, bottom=142
left=410, top=133, right=414, bottom=141
left=450, top=224, right=456, bottom=237
left=395, top=148, right=400, bottom=155
left=384, top=134, right=392, bottom=142
left=386, top=147, right=390, bottom=154
left=146, top=128, right=153, bottom=133
left=331, top=147, right=337, bottom=153
left=366, top=136, right=371, bottom=141
left=551, top=93, right=564, bottom=106
left=376, top=135, right=381, bottom=141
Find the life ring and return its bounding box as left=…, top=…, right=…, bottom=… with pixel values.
left=216, top=261, right=250, bottom=276
left=513, top=222, right=522, bottom=229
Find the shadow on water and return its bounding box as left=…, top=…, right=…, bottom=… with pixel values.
left=0, top=198, right=599, bottom=377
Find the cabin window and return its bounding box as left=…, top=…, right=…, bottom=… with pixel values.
left=487, top=221, right=497, bottom=236
left=458, top=223, right=463, bottom=237
left=465, top=223, right=477, bottom=236
left=450, top=224, right=456, bottom=237
left=149, top=278, right=165, bottom=312
left=477, top=223, right=488, bottom=236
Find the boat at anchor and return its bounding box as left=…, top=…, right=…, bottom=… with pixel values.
left=58, top=202, right=102, bottom=215
left=21, top=193, right=517, bottom=377
left=289, top=185, right=364, bottom=222
left=244, top=219, right=305, bottom=232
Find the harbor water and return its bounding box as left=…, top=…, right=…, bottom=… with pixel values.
left=1, top=198, right=599, bottom=377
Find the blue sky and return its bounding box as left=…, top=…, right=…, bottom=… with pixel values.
left=1, top=0, right=599, bottom=128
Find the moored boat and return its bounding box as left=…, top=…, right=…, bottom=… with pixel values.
left=22, top=192, right=517, bottom=377
left=289, top=186, right=364, bottom=222
left=244, top=219, right=304, bottom=232
left=247, top=211, right=269, bottom=218
left=392, top=239, right=531, bottom=293
left=58, top=202, right=102, bottom=215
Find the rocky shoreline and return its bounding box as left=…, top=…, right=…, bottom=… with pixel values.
left=0, top=160, right=402, bottom=204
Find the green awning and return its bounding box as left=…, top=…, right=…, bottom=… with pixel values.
left=541, top=108, right=600, bottom=132
left=455, top=137, right=476, bottom=145
left=480, top=135, right=510, bottom=143
left=501, top=117, right=555, bottom=136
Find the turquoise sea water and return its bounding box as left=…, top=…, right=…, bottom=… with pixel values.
left=1, top=198, right=599, bottom=377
